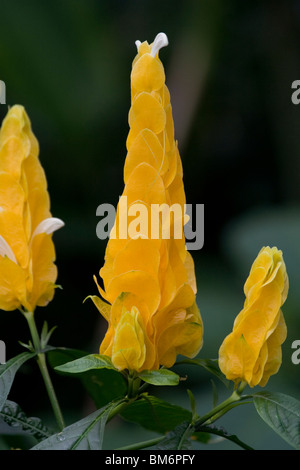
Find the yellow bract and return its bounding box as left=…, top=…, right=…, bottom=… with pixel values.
left=112, top=305, right=146, bottom=371
left=0, top=105, right=64, bottom=313
left=92, top=34, right=203, bottom=372
left=218, top=246, right=288, bottom=387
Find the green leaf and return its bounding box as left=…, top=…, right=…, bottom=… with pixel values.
left=0, top=352, right=36, bottom=411
left=40, top=321, right=57, bottom=349
left=46, top=347, right=91, bottom=368
left=54, top=353, right=117, bottom=374
left=210, top=379, right=219, bottom=408
left=31, top=399, right=124, bottom=450
left=137, top=369, right=180, bottom=386
left=194, top=424, right=254, bottom=450
left=84, top=368, right=128, bottom=409
left=254, top=391, right=300, bottom=450
left=176, top=358, right=229, bottom=387
left=0, top=400, right=52, bottom=442
left=121, top=395, right=192, bottom=434
left=154, top=421, right=193, bottom=450
left=187, top=389, right=197, bottom=419
left=47, top=348, right=127, bottom=409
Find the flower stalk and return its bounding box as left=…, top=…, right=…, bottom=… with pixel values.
left=23, top=310, right=65, bottom=431
left=127, top=373, right=141, bottom=399
left=116, top=436, right=165, bottom=451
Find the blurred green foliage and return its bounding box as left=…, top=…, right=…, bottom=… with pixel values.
left=0, top=0, right=300, bottom=450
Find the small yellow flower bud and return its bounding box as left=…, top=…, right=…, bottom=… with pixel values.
left=218, top=246, right=288, bottom=387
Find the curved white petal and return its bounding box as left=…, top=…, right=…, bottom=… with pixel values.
left=31, top=217, right=65, bottom=240
left=0, top=235, right=17, bottom=264
left=135, top=40, right=141, bottom=52
left=150, top=32, right=168, bottom=58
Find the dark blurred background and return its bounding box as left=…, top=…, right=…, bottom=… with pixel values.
left=0, top=0, right=300, bottom=450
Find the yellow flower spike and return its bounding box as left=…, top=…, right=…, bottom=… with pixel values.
left=218, top=246, right=289, bottom=388
left=0, top=105, right=64, bottom=313
left=93, top=33, right=203, bottom=372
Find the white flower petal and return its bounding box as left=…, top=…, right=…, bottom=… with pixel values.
left=135, top=40, right=141, bottom=52
left=150, top=32, right=168, bottom=58
left=31, top=217, right=65, bottom=240
left=0, top=235, right=17, bottom=264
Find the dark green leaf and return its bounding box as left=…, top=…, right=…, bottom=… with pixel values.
left=254, top=391, right=300, bottom=450
left=31, top=399, right=124, bottom=450
left=194, top=424, right=254, bottom=450
left=137, top=369, right=180, bottom=386
left=211, top=379, right=219, bottom=408
left=0, top=352, right=36, bottom=411
left=187, top=389, right=197, bottom=419
left=0, top=400, right=52, bottom=442
left=121, top=395, right=192, bottom=434
left=153, top=421, right=193, bottom=450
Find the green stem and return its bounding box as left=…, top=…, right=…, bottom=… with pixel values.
left=116, top=436, right=165, bottom=451
left=203, top=399, right=253, bottom=425
left=195, top=381, right=248, bottom=427
left=24, top=310, right=41, bottom=351
left=127, top=373, right=141, bottom=398
left=107, top=399, right=131, bottom=424
left=23, top=311, right=65, bottom=431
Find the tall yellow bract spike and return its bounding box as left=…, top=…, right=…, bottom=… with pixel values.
left=0, top=105, right=64, bottom=313
left=93, top=34, right=203, bottom=372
